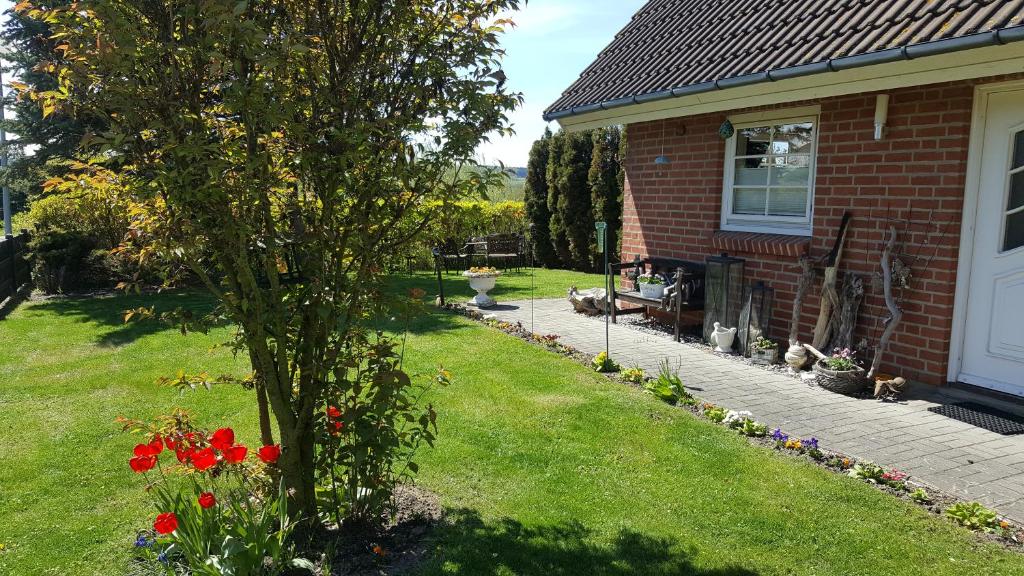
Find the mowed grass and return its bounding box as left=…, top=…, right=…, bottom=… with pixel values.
left=0, top=277, right=1021, bottom=575
left=388, top=268, right=614, bottom=302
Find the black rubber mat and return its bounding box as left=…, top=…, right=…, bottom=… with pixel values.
left=928, top=402, right=1024, bottom=435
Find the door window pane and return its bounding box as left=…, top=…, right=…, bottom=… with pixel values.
left=1013, top=131, right=1024, bottom=170
left=768, top=188, right=809, bottom=217
left=1004, top=210, right=1024, bottom=252
left=1009, top=172, right=1024, bottom=212
left=733, top=188, right=766, bottom=215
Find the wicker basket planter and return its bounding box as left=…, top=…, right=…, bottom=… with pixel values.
left=813, top=360, right=869, bottom=394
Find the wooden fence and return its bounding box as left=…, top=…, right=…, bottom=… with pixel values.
left=0, top=231, right=31, bottom=303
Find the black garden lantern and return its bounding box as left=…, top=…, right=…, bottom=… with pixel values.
left=738, top=280, right=774, bottom=356
left=703, top=253, right=745, bottom=343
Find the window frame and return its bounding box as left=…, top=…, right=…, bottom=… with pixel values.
left=720, top=112, right=820, bottom=236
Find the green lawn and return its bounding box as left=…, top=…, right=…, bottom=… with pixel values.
left=1, top=278, right=1022, bottom=575
left=390, top=268, right=613, bottom=302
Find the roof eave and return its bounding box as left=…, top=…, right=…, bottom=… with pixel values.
left=543, top=28, right=1024, bottom=122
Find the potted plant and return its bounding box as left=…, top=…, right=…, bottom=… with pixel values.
left=636, top=272, right=665, bottom=299
left=749, top=336, right=778, bottom=365
left=813, top=348, right=868, bottom=394
left=462, top=266, right=502, bottom=308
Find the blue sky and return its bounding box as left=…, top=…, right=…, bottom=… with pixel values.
left=1, top=0, right=644, bottom=166
left=480, top=0, right=645, bottom=166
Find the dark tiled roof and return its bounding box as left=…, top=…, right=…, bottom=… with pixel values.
left=545, top=0, right=1024, bottom=119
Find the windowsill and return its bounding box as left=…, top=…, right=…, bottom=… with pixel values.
left=710, top=230, right=810, bottom=258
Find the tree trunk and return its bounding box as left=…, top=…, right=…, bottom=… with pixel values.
left=279, top=420, right=318, bottom=525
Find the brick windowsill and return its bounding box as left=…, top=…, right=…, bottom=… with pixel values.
left=710, top=230, right=810, bottom=258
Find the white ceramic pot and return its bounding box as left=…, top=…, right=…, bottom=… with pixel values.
left=709, top=322, right=737, bottom=353
left=638, top=282, right=665, bottom=299
left=785, top=344, right=808, bottom=373
left=467, top=275, right=498, bottom=308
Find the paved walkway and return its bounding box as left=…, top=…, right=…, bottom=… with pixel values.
left=485, top=298, right=1024, bottom=523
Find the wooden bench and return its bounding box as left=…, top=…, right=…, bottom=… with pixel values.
left=609, top=257, right=706, bottom=342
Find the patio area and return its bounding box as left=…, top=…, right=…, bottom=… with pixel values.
left=486, top=297, right=1024, bottom=523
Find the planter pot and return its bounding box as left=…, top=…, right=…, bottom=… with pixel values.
left=813, top=360, right=869, bottom=394
left=709, top=322, right=737, bottom=353
left=751, top=347, right=778, bottom=365
left=784, top=344, right=808, bottom=373
left=638, top=282, right=665, bottom=299
left=466, top=275, right=498, bottom=308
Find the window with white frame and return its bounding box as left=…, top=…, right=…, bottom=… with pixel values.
left=721, top=114, right=818, bottom=235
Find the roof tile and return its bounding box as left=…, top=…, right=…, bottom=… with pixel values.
left=546, top=0, right=1024, bottom=118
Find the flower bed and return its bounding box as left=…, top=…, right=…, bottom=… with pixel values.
left=443, top=302, right=1024, bottom=550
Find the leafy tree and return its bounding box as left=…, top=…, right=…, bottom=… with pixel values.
left=552, top=130, right=594, bottom=270
left=1, top=0, right=104, bottom=209
left=524, top=128, right=558, bottom=267
left=25, top=0, right=521, bottom=524
left=588, top=126, right=622, bottom=267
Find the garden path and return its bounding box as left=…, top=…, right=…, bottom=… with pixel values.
left=485, top=298, right=1024, bottom=523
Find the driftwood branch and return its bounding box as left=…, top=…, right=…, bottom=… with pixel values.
left=867, top=226, right=903, bottom=380
left=812, top=212, right=852, bottom=349
left=789, top=255, right=815, bottom=347
left=830, top=272, right=864, bottom=352
left=803, top=342, right=828, bottom=361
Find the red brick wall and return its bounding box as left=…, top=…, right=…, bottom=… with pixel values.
left=621, top=75, right=1020, bottom=385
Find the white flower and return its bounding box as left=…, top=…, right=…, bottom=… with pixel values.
left=723, top=410, right=753, bottom=425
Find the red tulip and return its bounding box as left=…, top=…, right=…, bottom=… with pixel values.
left=223, top=444, right=248, bottom=464
left=327, top=406, right=342, bottom=419
left=176, top=447, right=195, bottom=464
left=148, top=437, right=164, bottom=455
left=257, top=444, right=281, bottom=464
left=198, top=492, right=216, bottom=509
left=210, top=428, right=235, bottom=451
left=191, top=447, right=218, bottom=471
left=153, top=512, right=178, bottom=535
left=164, top=436, right=178, bottom=451
left=129, top=455, right=157, bottom=473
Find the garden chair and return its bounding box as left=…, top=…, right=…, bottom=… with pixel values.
left=484, top=234, right=522, bottom=271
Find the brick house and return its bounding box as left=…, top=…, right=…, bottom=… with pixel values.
left=544, top=1, right=1024, bottom=395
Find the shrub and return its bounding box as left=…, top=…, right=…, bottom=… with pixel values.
left=317, top=336, right=448, bottom=523
left=945, top=502, right=1000, bottom=532
left=910, top=488, right=931, bottom=504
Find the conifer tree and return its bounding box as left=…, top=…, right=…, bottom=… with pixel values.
left=588, top=126, right=622, bottom=268
left=524, top=128, right=558, bottom=267
left=553, top=130, right=594, bottom=270
left=546, top=130, right=571, bottom=266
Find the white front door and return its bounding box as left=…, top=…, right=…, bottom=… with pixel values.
left=959, top=87, right=1024, bottom=397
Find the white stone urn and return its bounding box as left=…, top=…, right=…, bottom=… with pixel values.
left=785, top=343, right=808, bottom=373
left=709, top=322, right=737, bottom=353
left=463, top=269, right=501, bottom=308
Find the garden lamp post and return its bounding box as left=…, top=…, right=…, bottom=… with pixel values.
left=596, top=221, right=609, bottom=360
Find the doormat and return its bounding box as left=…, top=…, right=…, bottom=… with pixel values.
left=928, top=402, right=1024, bottom=435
